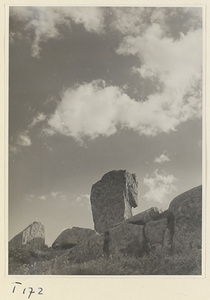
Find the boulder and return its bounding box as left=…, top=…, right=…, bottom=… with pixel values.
left=108, top=222, right=147, bottom=257
left=90, top=170, right=138, bottom=233
left=9, top=222, right=45, bottom=250
left=126, top=207, right=160, bottom=225
left=52, top=227, right=96, bottom=249
left=145, top=218, right=167, bottom=245
left=67, top=222, right=148, bottom=263
left=67, top=233, right=104, bottom=263
left=168, top=185, right=202, bottom=253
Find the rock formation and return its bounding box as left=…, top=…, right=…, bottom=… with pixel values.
left=125, top=207, right=160, bottom=225
left=9, top=222, right=45, bottom=250
left=65, top=185, right=202, bottom=264
left=8, top=182, right=202, bottom=275
left=67, top=222, right=147, bottom=263
left=90, top=170, right=138, bottom=233
left=145, top=218, right=168, bottom=246
left=52, top=227, right=96, bottom=249
left=168, top=185, right=202, bottom=253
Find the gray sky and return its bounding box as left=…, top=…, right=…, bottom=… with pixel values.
left=9, top=7, right=203, bottom=245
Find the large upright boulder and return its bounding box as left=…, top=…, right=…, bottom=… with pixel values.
left=168, top=185, right=202, bottom=253
left=90, top=170, right=138, bottom=233
left=52, top=227, right=96, bottom=249
left=9, top=222, right=45, bottom=250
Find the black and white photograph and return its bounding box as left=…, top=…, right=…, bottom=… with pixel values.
left=8, top=6, right=203, bottom=276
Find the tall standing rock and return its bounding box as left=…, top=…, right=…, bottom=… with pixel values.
left=90, top=170, right=138, bottom=233
left=9, top=221, right=45, bottom=250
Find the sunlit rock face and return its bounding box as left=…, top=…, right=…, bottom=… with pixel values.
left=90, top=170, right=138, bottom=233
left=9, top=221, right=45, bottom=250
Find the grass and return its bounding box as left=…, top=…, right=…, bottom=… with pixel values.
left=9, top=246, right=201, bottom=276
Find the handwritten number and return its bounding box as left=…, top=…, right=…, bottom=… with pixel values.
left=11, top=282, right=43, bottom=297
left=28, top=287, right=35, bottom=299
left=38, top=287, right=43, bottom=295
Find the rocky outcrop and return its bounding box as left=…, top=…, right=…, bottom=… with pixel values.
left=145, top=218, right=168, bottom=246
left=67, top=233, right=104, bottom=263
left=52, top=227, right=96, bottom=249
left=90, top=170, right=138, bottom=233
left=8, top=183, right=202, bottom=275
left=9, top=222, right=45, bottom=250
left=126, top=207, right=160, bottom=225
left=108, top=222, right=147, bottom=257
left=168, top=185, right=202, bottom=253
left=67, top=222, right=147, bottom=263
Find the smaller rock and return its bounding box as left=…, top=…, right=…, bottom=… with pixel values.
left=67, top=233, right=104, bottom=263
left=145, top=218, right=167, bottom=246
left=109, top=222, right=147, bottom=257
left=9, top=222, right=45, bottom=250
left=126, top=207, right=160, bottom=225
left=52, top=227, right=96, bottom=250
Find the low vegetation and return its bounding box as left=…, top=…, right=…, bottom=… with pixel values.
left=9, top=246, right=201, bottom=276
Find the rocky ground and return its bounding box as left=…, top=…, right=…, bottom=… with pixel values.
left=8, top=171, right=202, bottom=276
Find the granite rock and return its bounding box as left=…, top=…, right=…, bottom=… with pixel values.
left=52, top=227, right=96, bottom=249
left=145, top=218, right=168, bottom=245
left=9, top=222, right=45, bottom=250
left=168, top=185, right=202, bottom=253
left=90, top=170, right=138, bottom=233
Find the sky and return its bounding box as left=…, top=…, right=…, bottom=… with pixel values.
left=9, top=6, right=203, bottom=246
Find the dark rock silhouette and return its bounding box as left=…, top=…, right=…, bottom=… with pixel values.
left=9, top=221, right=45, bottom=250
left=52, top=227, right=96, bottom=250
left=90, top=170, right=138, bottom=233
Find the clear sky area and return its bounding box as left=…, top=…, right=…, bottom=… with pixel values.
left=9, top=7, right=203, bottom=246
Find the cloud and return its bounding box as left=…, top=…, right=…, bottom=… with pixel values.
left=143, top=169, right=177, bottom=203
left=75, top=194, right=91, bottom=211
left=110, top=7, right=202, bottom=39
left=17, top=131, right=32, bottom=147
left=154, top=152, right=170, bottom=163
left=43, top=67, right=202, bottom=141
left=10, top=7, right=104, bottom=57
left=24, top=192, right=68, bottom=203
left=29, top=113, right=46, bottom=128
left=50, top=191, right=69, bottom=203
left=110, top=7, right=152, bottom=36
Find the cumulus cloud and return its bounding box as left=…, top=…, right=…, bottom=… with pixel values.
left=10, top=7, right=104, bottom=57
left=29, top=112, right=46, bottom=128
left=43, top=69, right=202, bottom=141
left=154, top=152, right=170, bottom=163
left=110, top=7, right=202, bottom=38
left=17, top=131, right=32, bottom=147
left=143, top=169, right=177, bottom=203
